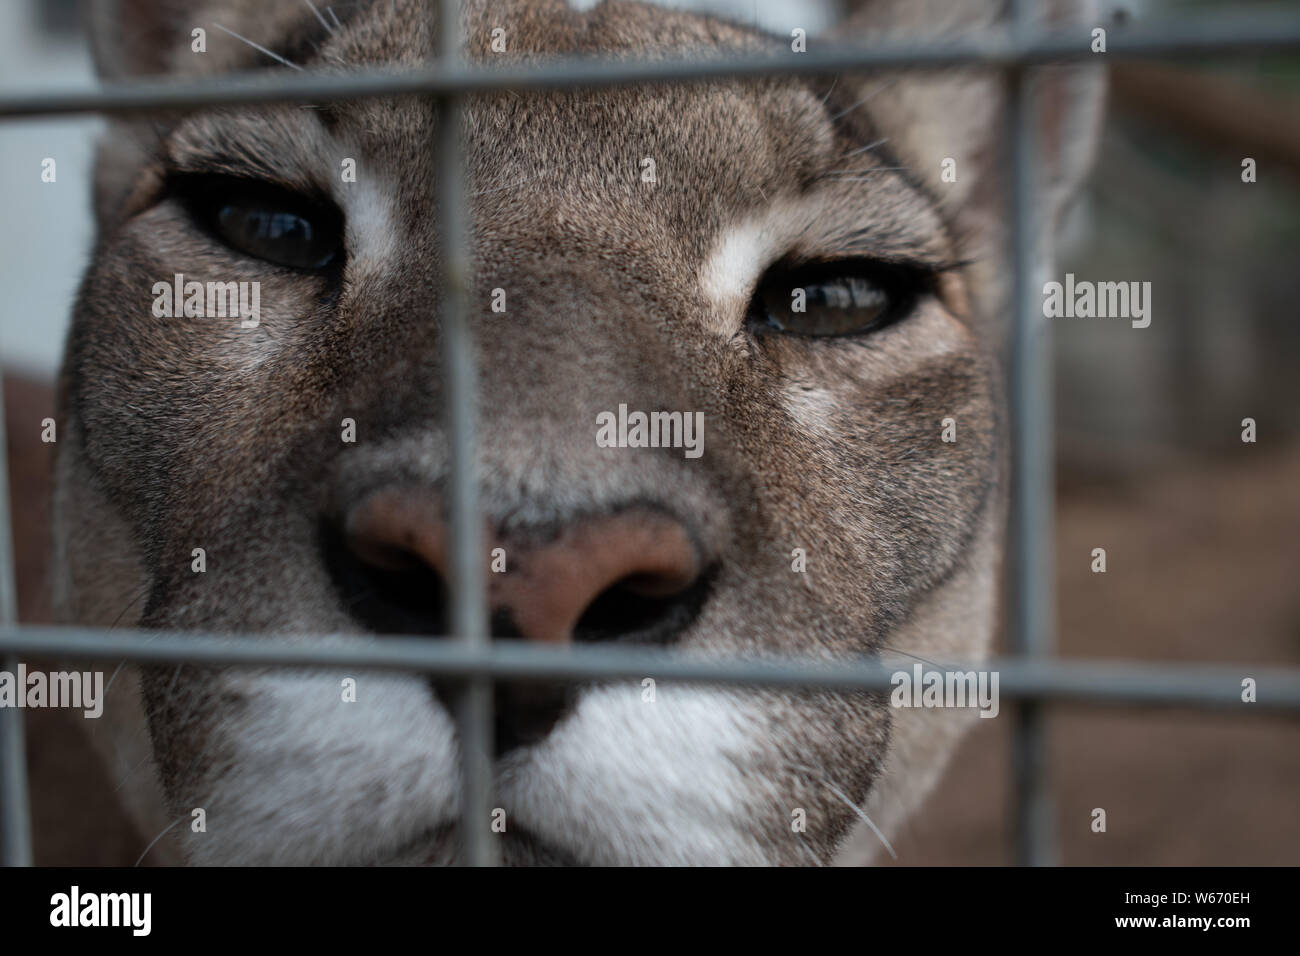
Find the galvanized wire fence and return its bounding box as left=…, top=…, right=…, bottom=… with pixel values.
left=3, top=2, right=1300, bottom=868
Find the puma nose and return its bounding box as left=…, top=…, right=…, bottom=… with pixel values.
left=486, top=510, right=703, bottom=645
left=342, top=488, right=703, bottom=644
left=336, top=488, right=708, bottom=754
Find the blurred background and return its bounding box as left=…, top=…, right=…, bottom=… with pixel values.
left=1, top=0, right=1298, bottom=864
left=895, top=0, right=1300, bottom=864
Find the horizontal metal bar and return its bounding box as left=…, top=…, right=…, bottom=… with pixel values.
left=2, top=626, right=1298, bottom=711
left=2, top=15, right=1300, bottom=120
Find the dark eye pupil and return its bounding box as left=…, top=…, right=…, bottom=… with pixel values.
left=807, top=277, right=887, bottom=311
left=215, top=202, right=333, bottom=269
left=749, top=262, right=923, bottom=338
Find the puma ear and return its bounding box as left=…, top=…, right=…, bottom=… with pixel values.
left=833, top=0, right=1107, bottom=259
left=85, top=0, right=189, bottom=234
left=89, top=0, right=202, bottom=79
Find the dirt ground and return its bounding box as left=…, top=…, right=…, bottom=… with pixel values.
left=6, top=373, right=1299, bottom=865
left=888, top=437, right=1300, bottom=865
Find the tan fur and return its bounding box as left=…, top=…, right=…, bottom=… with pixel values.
left=56, top=0, right=1103, bottom=864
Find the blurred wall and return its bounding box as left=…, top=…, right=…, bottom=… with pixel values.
left=0, top=0, right=98, bottom=377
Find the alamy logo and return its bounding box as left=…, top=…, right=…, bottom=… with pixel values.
left=890, top=664, right=1000, bottom=718
left=1042, top=273, right=1151, bottom=328
left=50, top=886, right=151, bottom=936
left=595, top=403, right=704, bottom=459
left=0, top=665, right=103, bottom=718
left=151, top=273, right=261, bottom=328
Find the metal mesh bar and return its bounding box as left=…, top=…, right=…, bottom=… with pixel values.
left=5, top=16, right=1300, bottom=120
left=2, top=626, right=1299, bottom=709
left=435, top=0, right=497, bottom=868
left=0, top=377, right=33, bottom=867
left=1005, top=0, right=1056, bottom=869
left=1, top=8, right=1299, bottom=868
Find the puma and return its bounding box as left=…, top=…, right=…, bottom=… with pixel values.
left=53, top=0, right=1104, bottom=865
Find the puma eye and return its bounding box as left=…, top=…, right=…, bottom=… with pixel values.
left=214, top=200, right=338, bottom=270
left=174, top=175, right=343, bottom=271
left=745, top=259, right=933, bottom=338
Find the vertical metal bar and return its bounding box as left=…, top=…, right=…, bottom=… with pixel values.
left=435, top=0, right=497, bottom=866
left=0, top=374, right=33, bottom=866
left=1006, top=0, right=1058, bottom=867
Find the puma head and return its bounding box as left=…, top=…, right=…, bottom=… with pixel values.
left=56, top=0, right=1104, bottom=864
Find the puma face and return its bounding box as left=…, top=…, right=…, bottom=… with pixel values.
left=56, top=0, right=1103, bottom=864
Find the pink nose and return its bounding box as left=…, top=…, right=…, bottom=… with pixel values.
left=344, top=487, right=702, bottom=644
